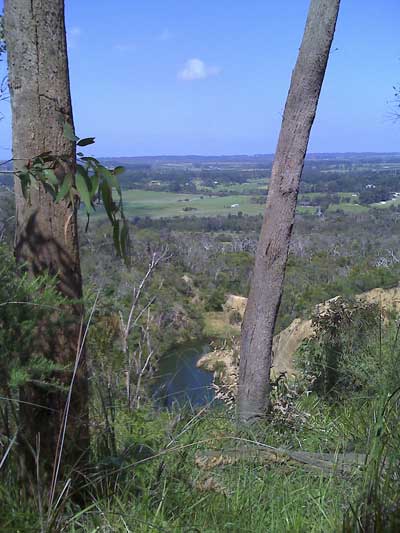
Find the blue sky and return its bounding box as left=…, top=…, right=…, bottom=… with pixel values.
left=0, top=0, right=399, bottom=156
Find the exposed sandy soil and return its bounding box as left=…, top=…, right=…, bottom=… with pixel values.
left=197, top=286, right=400, bottom=396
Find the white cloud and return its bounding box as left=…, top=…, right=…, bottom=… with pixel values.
left=114, top=43, right=137, bottom=52
left=67, top=26, right=82, bottom=49
left=178, top=58, right=220, bottom=81
left=69, top=26, right=82, bottom=36
left=158, top=28, right=172, bottom=41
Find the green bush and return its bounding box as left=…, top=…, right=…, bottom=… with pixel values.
left=0, top=244, right=68, bottom=432
left=205, top=287, right=226, bottom=311
left=297, top=297, right=400, bottom=397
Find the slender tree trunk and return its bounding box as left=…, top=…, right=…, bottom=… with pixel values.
left=4, top=0, right=89, bottom=482
left=238, top=0, right=341, bottom=422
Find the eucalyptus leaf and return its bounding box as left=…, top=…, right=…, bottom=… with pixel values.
left=77, top=137, right=95, bottom=147
left=100, top=180, right=115, bottom=224
left=42, top=169, right=58, bottom=186
left=102, top=166, right=121, bottom=195
left=80, top=156, right=101, bottom=166
left=55, top=176, right=72, bottom=202
left=75, top=171, right=93, bottom=213
left=120, top=221, right=130, bottom=264
left=113, top=166, right=125, bottom=176
left=17, top=129, right=131, bottom=263
left=113, top=220, right=121, bottom=257
left=89, top=172, right=99, bottom=198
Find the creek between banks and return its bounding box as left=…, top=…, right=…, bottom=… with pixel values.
left=153, top=339, right=214, bottom=408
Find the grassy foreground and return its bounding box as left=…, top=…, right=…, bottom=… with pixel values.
left=2, top=387, right=398, bottom=532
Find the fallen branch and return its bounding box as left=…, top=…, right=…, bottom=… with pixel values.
left=195, top=445, right=366, bottom=477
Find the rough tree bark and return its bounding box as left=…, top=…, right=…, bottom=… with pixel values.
left=4, top=0, right=89, bottom=481
left=238, top=0, right=341, bottom=422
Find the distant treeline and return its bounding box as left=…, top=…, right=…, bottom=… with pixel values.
left=131, top=213, right=264, bottom=232
left=101, top=156, right=400, bottom=199
left=301, top=164, right=400, bottom=194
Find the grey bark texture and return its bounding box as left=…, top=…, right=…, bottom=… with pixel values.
left=238, top=0, right=341, bottom=422
left=4, top=0, right=89, bottom=481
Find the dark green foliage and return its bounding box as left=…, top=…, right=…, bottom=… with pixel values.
left=359, top=187, right=392, bottom=205
left=0, top=243, right=73, bottom=464
left=205, top=287, right=226, bottom=311
left=132, top=212, right=264, bottom=232
left=298, top=298, right=378, bottom=395
left=296, top=298, right=400, bottom=397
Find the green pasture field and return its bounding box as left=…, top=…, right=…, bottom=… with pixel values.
left=88, top=187, right=400, bottom=221
left=113, top=189, right=321, bottom=218
left=90, top=189, right=266, bottom=218
left=327, top=202, right=369, bottom=213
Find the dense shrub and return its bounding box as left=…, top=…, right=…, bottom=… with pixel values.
left=205, top=287, right=226, bottom=311
left=0, top=244, right=69, bottom=445
left=297, top=297, right=400, bottom=397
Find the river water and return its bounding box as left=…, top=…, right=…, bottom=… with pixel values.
left=153, top=340, right=214, bottom=408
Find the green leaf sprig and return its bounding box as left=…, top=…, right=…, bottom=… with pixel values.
left=16, top=122, right=131, bottom=264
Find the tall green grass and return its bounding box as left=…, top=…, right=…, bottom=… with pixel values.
left=0, top=402, right=361, bottom=532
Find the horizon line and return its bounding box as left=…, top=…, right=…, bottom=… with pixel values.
left=97, top=151, right=400, bottom=159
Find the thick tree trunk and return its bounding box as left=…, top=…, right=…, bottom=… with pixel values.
left=238, top=0, right=341, bottom=422
left=4, top=0, right=89, bottom=482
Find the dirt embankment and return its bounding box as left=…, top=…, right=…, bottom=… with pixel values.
left=223, top=295, right=247, bottom=317
left=198, top=287, right=400, bottom=390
